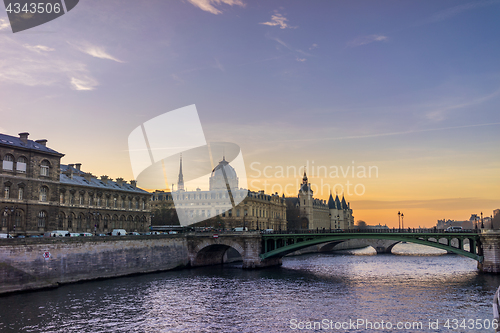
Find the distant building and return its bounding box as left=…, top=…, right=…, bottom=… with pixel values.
left=436, top=213, right=494, bottom=230
left=285, top=172, right=354, bottom=230
left=151, top=157, right=287, bottom=230
left=1, top=132, right=151, bottom=236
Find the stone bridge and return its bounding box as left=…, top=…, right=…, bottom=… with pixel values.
left=186, top=230, right=500, bottom=273
left=186, top=232, right=281, bottom=268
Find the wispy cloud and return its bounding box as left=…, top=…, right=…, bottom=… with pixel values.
left=73, top=42, right=124, bottom=63
left=0, top=37, right=98, bottom=90
left=424, top=0, right=500, bottom=24
left=260, top=13, right=296, bottom=29
left=425, top=87, right=500, bottom=122
left=24, top=44, right=55, bottom=53
left=188, top=0, right=245, bottom=15
left=348, top=35, right=388, bottom=47
left=309, top=43, right=318, bottom=50
left=353, top=197, right=500, bottom=211
left=70, top=76, right=98, bottom=91
left=296, top=57, right=306, bottom=62
left=0, top=18, right=9, bottom=31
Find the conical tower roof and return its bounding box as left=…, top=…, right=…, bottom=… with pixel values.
left=328, top=192, right=336, bottom=209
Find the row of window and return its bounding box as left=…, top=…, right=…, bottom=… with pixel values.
left=1, top=209, right=148, bottom=230
left=181, top=208, right=284, bottom=219
left=60, top=193, right=146, bottom=210
left=3, top=185, right=147, bottom=210
left=1, top=155, right=50, bottom=176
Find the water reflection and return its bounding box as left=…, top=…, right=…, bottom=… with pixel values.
left=1, top=245, right=500, bottom=333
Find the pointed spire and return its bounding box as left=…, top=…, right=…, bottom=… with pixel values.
left=328, top=191, right=336, bottom=209
left=341, top=194, right=347, bottom=209
left=178, top=154, right=184, bottom=191
left=302, top=168, right=308, bottom=184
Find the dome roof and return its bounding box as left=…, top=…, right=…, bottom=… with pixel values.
left=211, top=157, right=237, bottom=179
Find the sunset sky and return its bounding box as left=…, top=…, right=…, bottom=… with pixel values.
left=0, top=0, right=499, bottom=227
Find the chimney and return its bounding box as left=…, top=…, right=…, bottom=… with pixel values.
left=116, top=178, right=124, bottom=187
left=101, top=175, right=108, bottom=184
left=83, top=172, right=92, bottom=182
left=19, top=132, right=29, bottom=144
left=75, top=163, right=81, bottom=171
left=35, top=139, right=47, bottom=146
left=130, top=180, right=137, bottom=188
left=68, top=164, right=74, bottom=169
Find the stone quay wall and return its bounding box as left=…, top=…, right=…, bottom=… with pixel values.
left=0, top=235, right=189, bottom=295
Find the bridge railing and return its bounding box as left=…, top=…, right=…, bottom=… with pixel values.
left=261, top=228, right=481, bottom=235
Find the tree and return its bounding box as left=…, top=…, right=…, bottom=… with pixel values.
left=356, top=220, right=367, bottom=229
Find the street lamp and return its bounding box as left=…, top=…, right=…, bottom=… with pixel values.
left=398, top=211, right=401, bottom=230
left=481, top=212, right=484, bottom=229
left=401, top=213, right=404, bottom=230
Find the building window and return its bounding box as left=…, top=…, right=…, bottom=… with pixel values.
left=3, top=154, right=14, bottom=171
left=58, top=213, right=64, bottom=229
left=18, top=187, right=23, bottom=200
left=135, top=200, right=139, bottom=209
left=244, top=209, right=248, bottom=216
left=37, top=211, right=47, bottom=228
left=142, top=201, right=145, bottom=210
left=236, top=209, right=240, bottom=217
left=79, top=195, right=83, bottom=205
left=40, top=160, right=50, bottom=177
left=4, top=186, right=10, bottom=199
left=16, top=156, right=27, bottom=173
left=114, top=197, right=117, bottom=208
left=97, top=197, right=101, bottom=207
left=60, top=192, right=65, bottom=204
left=70, top=194, right=75, bottom=205
left=68, top=214, right=73, bottom=229
left=39, top=186, right=48, bottom=202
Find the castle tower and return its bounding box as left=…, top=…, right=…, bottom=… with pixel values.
left=298, top=170, right=314, bottom=229
left=178, top=154, right=185, bottom=191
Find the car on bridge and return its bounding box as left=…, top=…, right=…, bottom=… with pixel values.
left=445, top=226, right=463, bottom=232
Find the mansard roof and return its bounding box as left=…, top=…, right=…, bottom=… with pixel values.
left=60, top=164, right=149, bottom=195
left=0, top=133, right=63, bottom=156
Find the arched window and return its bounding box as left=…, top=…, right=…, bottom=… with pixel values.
left=18, top=187, right=24, bottom=200
left=57, top=212, right=65, bottom=229
left=40, top=160, right=50, bottom=177
left=4, top=184, right=10, bottom=199
left=68, top=213, right=74, bottom=229
left=77, top=213, right=84, bottom=230
left=14, top=210, right=24, bottom=231
left=16, top=156, right=27, bottom=173
left=38, top=211, right=47, bottom=228
left=39, top=186, right=48, bottom=202
left=103, top=215, right=109, bottom=229
left=3, top=154, right=14, bottom=171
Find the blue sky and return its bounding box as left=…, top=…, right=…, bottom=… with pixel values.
left=0, top=0, right=499, bottom=225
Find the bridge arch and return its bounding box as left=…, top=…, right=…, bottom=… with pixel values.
left=191, top=241, right=244, bottom=267
left=260, top=233, right=483, bottom=262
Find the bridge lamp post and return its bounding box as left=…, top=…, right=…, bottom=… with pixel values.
left=398, top=211, right=401, bottom=230
left=481, top=212, right=484, bottom=229
left=401, top=213, right=404, bottom=230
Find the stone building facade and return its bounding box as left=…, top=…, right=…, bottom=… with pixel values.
left=286, top=172, right=354, bottom=230
left=1, top=132, right=151, bottom=236
left=151, top=157, right=287, bottom=231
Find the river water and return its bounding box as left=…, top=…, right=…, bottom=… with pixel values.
left=1, top=243, right=500, bottom=333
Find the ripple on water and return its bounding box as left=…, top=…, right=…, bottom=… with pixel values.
left=0, top=249, right=499, bottom=333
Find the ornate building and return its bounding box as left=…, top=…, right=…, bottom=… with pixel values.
left=286, top=172, right=354, bottom=230
left=1, top=132, right=151, bottom=236
left=151, top=157, right=287, bottom=230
